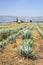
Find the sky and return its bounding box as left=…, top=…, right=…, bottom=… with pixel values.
left=0, top=0, right=43, bottom=16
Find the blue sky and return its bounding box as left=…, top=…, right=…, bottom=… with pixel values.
left=0, top=0, right=43, bottom=16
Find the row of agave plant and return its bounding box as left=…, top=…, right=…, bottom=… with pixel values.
left=7, top=24, right=34, bottom=43
left=0, top=24, right=35, bottom=55
left=37, top=26, right=43, bottom=37
left=0, top=25, right=32, bottom=48
left=0, top=26, right=26, bottom=48
left=0, top=27, right=24, bottom=41
left=17, top=25, right=36, bottom=59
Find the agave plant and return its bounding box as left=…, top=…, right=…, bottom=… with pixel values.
left=0, top=41, right=7, bottom=48
left=0, top=42, right=3, bottom=48
left=22, top=30, right=31, bottom=39
left=29, top=25, right=34, bottom=30
left=7, top=34, right=17, bottom=43
left=17, top=39, right=34, bottom=58
left=24, top=39, right=34, bottom=47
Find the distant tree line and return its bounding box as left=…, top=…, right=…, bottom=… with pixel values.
left=14, top=17, right=33, bottom=23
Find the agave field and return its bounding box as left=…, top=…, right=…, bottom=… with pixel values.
left=0, top=22, right=43, bottom=65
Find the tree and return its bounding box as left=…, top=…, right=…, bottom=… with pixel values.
left=16, top=17, right=18, bottom=23
left=30, top=20, right=32, bottom=22
left=20, top=20, right=25, bottom=23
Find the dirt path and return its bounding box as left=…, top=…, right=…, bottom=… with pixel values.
left=31, top=27, right=43, bottom=65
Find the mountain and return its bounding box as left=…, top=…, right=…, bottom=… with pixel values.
left=0, top=16, right=43, bottom=22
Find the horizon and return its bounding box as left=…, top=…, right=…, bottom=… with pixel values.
left=0, top=16, right=43, bottom=22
